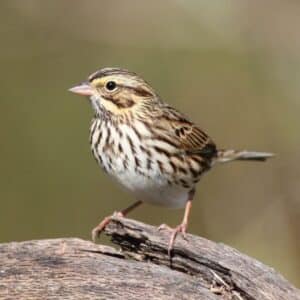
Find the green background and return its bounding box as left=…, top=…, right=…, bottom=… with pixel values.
left=1, top=1, right=299, bottom=286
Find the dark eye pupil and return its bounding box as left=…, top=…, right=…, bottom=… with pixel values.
left=106, top=81, right=116, bottom=91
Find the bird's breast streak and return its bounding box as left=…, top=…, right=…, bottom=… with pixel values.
left=90, top=118, right=191, bottom=208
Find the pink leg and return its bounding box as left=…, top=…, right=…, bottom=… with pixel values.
left=91, top=200, right=142, bottom=242
left=159, top=190, right=194, bottom=256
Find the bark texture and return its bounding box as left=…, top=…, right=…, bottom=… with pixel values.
left=0, top=217, right=299, bottom=300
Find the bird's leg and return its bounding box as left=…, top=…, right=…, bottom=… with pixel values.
left=158, top=190, right=194, bottom=256
left=91, top=200, right=143, bottom=242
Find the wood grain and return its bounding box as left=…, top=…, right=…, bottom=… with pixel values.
left=0, top=217, right=299, bottom=300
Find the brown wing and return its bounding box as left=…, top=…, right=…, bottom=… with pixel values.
left=152, top=104, right=217, bottom=160
left=172, top=122, right=217, bottom=158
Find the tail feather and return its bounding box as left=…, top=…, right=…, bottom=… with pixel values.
left=216, top=149, right=274, bottom=163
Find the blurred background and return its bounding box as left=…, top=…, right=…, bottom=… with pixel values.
left=0, top=0, right=299, bottom=286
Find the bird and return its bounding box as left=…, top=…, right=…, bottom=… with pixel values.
left=69, top=67, right=273, bottom=255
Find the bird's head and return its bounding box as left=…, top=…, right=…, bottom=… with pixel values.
left=69, top=68, right=157, bottom=117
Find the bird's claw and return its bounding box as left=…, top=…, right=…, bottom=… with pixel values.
left=157, top=223, right=172, bottom=231
left=158, top=222, right=188, bottom=256
left=91, top=211, right=123, bottom=242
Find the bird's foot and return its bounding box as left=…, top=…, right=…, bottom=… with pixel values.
left=91, top=211, right=124, bottom=242
left=158, top=222, right=188, bottom=256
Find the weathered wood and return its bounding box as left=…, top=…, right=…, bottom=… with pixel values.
left=0, top=217, right=299, bottom=300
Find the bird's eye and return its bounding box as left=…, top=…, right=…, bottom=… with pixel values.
left=105, top=81, right=117, bottom=91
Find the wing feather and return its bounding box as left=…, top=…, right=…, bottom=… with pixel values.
left=150, top=104, right=217, bottom=160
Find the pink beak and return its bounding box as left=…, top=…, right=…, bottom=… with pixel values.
left=69, top=82, right=93, bottom=96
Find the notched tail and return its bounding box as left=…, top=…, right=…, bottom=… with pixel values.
left=216, top=149, right=274, bottom=163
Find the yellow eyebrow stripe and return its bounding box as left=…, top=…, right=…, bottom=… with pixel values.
left=90, top=78, right=106, bottom=87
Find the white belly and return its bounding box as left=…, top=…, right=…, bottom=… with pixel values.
left=111, top=166, right=189, bottom=208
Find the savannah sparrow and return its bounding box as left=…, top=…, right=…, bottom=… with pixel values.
left=69, top=68, right=273, bottom=255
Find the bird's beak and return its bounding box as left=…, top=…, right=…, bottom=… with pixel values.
left=68, top=82, right=93, bottom=96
